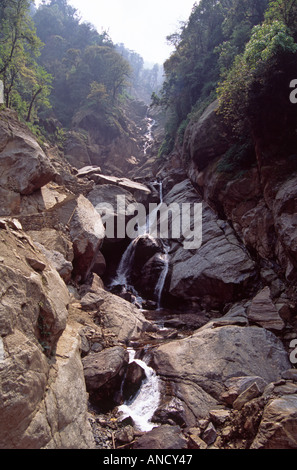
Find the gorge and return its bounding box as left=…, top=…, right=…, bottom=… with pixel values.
left=1, top=0, right=297, bottom=452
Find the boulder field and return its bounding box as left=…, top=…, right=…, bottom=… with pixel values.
left=0, top=105, right=297, bottom=450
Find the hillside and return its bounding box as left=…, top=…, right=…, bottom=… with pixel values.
left=1, top=0, right=297, bottom=452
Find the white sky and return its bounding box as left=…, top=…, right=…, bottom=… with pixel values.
left=36, top=0, right=196, bottom=65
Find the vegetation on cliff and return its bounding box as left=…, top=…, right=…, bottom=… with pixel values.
left=0, top=0, right=162, bottom=146
left=154, top=0, right=297, bottom=165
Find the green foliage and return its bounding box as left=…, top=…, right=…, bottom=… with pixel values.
left=217, top=20, right=297, bottom=135
left=217, top=137, right=256, bottom=173
left=32, top=1, right=132, bottom=128
left=0, top=0, right=52, bottom=122
left=155, top=0, right=269, bottom=157
left=265, top=0, right=297, bottom=35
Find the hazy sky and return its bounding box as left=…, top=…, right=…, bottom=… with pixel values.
left=37, top=0, right=196, bottom=65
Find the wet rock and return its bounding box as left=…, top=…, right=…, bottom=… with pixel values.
left=152, top=397, right=187, bottom=427
left=165, top=180, right=256, bottom=309
left=82, top=346, right=129, bottom=409
left=122, top=361, right=146, bottom=401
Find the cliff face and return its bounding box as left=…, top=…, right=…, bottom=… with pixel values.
left=1, top=97, right=297, bottom=450
left=0, top=107, right=154, bottom=449
left=168, top=100, right=297, bottom=317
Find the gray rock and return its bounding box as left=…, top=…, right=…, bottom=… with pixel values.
left=133, top=425, right=187, bottom=450
left=152, top=325, right=291, bottom=426
left=0, top=109, right=55, bottom=198
left=69, top=195, right=105, bottom=281
left=202, top=422, right=217, bottom=446
left=248, top=286, right=285, bottom=331
left=233, top=382, right=262, bottom=410
left=165, top=180, right=255, bottom=309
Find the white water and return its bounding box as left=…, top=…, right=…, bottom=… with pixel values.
left=118, top=348, right=160, bottom=432
left=143, top=117, right=156, bottom=155
left=154, top=245, right=170, bottom=309
left=110, top=178, right=170, bottom=309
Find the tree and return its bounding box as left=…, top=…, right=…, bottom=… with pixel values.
left=265, top=0, right=297, bottom=35
left=217, top=20, right=297, bottom=165
left=0, top=0, right=52, bottom=121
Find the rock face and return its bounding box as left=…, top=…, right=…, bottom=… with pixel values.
left=164, top=180, right=256, bottom=308
left=0, top=109, right=55, bottom=206
left=82, top=346, right=129, bottom=409
left=0, top=223, right=94, bottom=449
left=68, top=195, right=105, bottom=281
left=152, top=325, right=291, bottom=427
left=183, top=100, right=229, bottom=171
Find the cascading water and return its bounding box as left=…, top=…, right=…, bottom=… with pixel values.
left=143, top=116, right=156, bottom=156
left=118, top=348, right=160, bottom=432
left=154, top=245, right=170, bottom=309
left=110, top=178, right=170, bottom=309
left=110, top=118, right=169, bottom=435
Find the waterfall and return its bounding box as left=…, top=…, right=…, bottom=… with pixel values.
left=154, top=246, right=170, bottom=309
left=118, top=348, right=160, bottom=432
left=110, top=179, right=170, bottom=309
left=143, top=117, right=156, bottom=155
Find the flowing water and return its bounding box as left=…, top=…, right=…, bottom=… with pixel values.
left=109, top=178, right=170, bottom=309
left=110, top=118, right=170, bottom=430
left=118, top=348, right=160, bottom=432
left=143, top=117, right=156, bottom=155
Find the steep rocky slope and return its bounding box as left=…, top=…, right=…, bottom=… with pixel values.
left=1, top=99, right=297, bottom=450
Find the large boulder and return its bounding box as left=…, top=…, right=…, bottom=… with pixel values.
left=133, top=425, right=187, bottom=450
left=82, top=346, right=129, bottom=409
left=0, top=224, right=94, bottom=449
left=165, top=180, right=256, bottom=308
left=67, top=195, right=105, bottom=281
left=95, top=288, right=155, bottom=344
left=0, top=223, right=69, bottom=353
left=25, top=324, right=95, bottom=449
left=152, top=325, right=291, bottom=427
left=87, top=184, right=136, bottom=243
left=0, top=109, right=55, bottom=206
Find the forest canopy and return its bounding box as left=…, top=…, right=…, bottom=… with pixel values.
left=0, top=0, right=162, bottom=140
left=154, top=0, right=297, bottom=159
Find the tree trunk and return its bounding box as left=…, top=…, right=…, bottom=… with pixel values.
left=26, top=88, right=42, bottom=122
